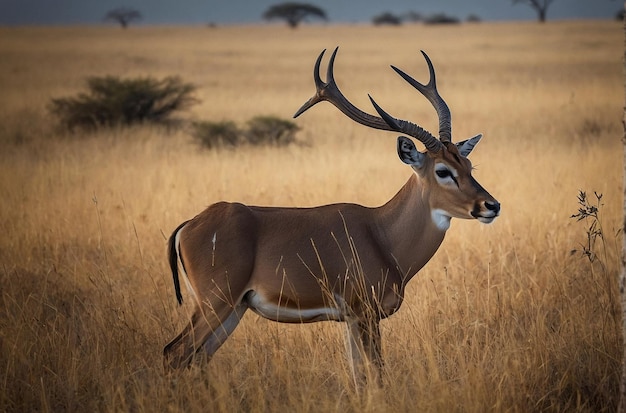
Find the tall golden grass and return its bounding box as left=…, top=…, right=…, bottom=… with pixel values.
left=0, top=20, right=622, bottom=411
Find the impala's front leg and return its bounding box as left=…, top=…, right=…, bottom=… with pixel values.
left=345, top=318, right=383, bottom=387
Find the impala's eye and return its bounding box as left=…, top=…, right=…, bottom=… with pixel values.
left=436, top=169, right=452, bottom=179
left=434, top=165, right=459, bottom=186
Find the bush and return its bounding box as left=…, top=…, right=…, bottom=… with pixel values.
left=192, top=120, right=241, bottom=149
left=245, top=116, right=299, bottom=146
left=192, top=116, right=300, bottom=149
left=49, top=76, right=197, bottom=131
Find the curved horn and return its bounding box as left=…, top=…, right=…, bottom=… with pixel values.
left=391, top=51, right=452, bottom=143
left=294, top=47, right=443, bottom=153
left=368, top=95, right=443, bottom=153
left=293, top=47, right=392, bottom=131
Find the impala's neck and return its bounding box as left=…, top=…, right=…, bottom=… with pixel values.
left=375, top=174, right=447, bottom=279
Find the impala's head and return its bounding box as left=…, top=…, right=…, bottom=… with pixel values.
left=396, top=135, right=500, bottom=228
left=294, top=47, right=500, bottom=228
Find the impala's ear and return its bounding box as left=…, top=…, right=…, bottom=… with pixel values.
left=397, top=136, right=426, bottom=168
left=456, top=134, right=482, bottom=157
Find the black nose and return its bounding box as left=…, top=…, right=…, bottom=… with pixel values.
left=485, top=200, right=500, bottom=213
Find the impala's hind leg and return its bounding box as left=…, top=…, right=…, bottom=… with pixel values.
left=164, top=300, right=248, bottom=370
left=345, top=317, right=383, bottom=386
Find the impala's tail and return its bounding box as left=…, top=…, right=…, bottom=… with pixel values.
left=168, top=221, right=189, bottom=305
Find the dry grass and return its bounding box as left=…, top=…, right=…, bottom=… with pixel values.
left=0, top=20, right=623, bottom=412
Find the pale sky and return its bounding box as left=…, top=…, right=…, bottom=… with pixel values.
left=0, top=0, right=620, bottom=25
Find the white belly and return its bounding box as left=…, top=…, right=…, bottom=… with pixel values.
left=246, top=290, right=345, bottom=323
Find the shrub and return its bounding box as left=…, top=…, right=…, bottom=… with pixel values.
left=49, top=76, right=197, bottom=131
left=245, top=116, right=299, bottom=146
left=192, top=120, right=241, bottom=149
left=192, top=116, right=300, bottom=149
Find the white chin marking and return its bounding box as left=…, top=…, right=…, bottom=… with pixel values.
left=431, top=209, right=451, bottom=231
left=477, top=216, right=496, bottom=224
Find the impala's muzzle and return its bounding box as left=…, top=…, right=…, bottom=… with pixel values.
left=471, top=199, right=501, bottom=223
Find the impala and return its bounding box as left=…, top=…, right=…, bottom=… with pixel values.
left=163, top=48, right=500, bottom=382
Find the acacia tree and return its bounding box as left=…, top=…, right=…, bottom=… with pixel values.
left=512, top=0, right=554, bottom=22
left=104, top=7, right=142, bottom=28
left=262, top=2, right=327, bottom=28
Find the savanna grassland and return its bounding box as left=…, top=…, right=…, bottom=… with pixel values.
left=0, top=20, right=623, bottom=412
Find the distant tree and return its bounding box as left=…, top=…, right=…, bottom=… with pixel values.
left=104, top=7, right=142, bottom=29
left=466, top=14, right=482, bottom=23
left=512, top=0, right=554, bottom=23
left=372, top=12, right=402, bottom=26
left=262, top=2, right=327, bottom=28
left=424, top=13, right=460, bottom=24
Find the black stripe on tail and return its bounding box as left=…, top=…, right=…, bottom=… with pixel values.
left=168, top=220, right=190, bottom=305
